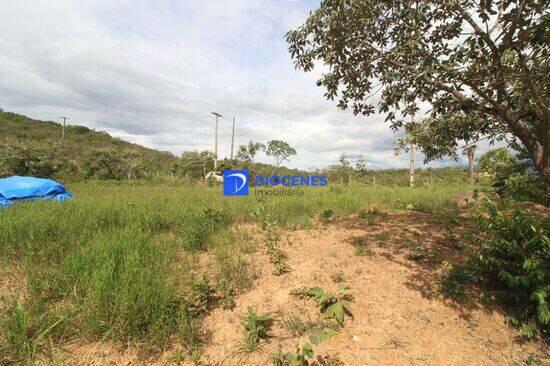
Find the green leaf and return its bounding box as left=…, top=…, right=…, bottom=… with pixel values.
left=308, top=287, right=324, bottom=298
left=326, top=303, right=345, bottom=324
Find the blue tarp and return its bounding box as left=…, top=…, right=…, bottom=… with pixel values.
left=0, top=176, right=72, bottom=208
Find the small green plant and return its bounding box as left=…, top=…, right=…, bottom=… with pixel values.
left=441, top=266, right=473, bottom=300
left=290, top=286, right=311, bottom=299
left=281, top=314, right=338, bottom=338
left=271, top=342, right=314, bottom=366
left=395, top=198, right=415, bottom=210
left=263, top=218, right=290, bottom=275
left=406, top=243, right=428, bottom=261
left=269, top=247, right=290, bottom=275
left=401, top=238, right=430, bottom=261
left=177, top=315, right=209, bottom=354
left=270, top=334, right=341, bottom=366
left=358, top=207, right=388, bottom=225
left=295, top=285, right=353, bottom=325
left=251, top=198, right=269, bottom=229
left=202, top=208, right=226, bottom=228
left=240, top=306, right=273, bottom=352
left=319, top=209, right=334, bottom=223
left=213, top=249, right=255, bottom=310
left=350, top=235, right=374, bottom=256
left=330, top=271, right=345, bottom=283
left=354, top=245, right=374, bottom=257
left=182, top=274, right=214, bottom=317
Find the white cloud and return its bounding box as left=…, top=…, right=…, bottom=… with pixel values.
left=0, top=0, right=487, bottom=170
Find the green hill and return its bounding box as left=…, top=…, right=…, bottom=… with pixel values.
left=0, top=109, right=176, bottom=165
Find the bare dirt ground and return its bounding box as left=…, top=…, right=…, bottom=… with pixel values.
left=4, top=210, right=549, bottom=366
left=197, top=212, right=547, bottom=366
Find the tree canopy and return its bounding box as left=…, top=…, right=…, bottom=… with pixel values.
left=236, top=140, right=265, bottom=165
left=266, top=140, right=297, bottom=167
left=287, top=0, right=549, bottom=182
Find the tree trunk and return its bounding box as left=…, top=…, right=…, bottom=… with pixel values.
left=542, top=119, right=550, bottom=185
left=507, top=113, right=549, bottom=185
left=466, top=146, right=475, bottom=184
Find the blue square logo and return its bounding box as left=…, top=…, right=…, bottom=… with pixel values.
left=224, top=170, right=249, bottom=196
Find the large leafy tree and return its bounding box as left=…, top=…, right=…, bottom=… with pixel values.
left=236, top=140, right=266, bottom=165
left=286, top=0, right=549, bottom=183
left=171, top=150, right=214, bottom=179
left=266, top=140, right=297, bottom=167
left=236, top=140, right=266, bottom=175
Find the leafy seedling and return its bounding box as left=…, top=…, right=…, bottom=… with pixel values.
left=307, top=285, right=353, bottom=325
left=240, top=306, right=273, bottom=352
left=271, top=342, right=314, bottom=366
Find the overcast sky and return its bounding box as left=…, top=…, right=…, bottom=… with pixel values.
left=0, top=0, right=496, bottom=170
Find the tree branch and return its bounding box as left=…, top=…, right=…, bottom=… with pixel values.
left=364, top=44, right=472, bottom=103
left=514, top=48, right=550, bottom=120
left=452, top=6, right=499, bottom=55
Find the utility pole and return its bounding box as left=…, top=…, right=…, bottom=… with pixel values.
left=409, top=115, right=415, bottom=188
left=230, top=116, right=236, bottom=161
left=463, top=144, right=477, bottom=183
left=211, top=112, right=222, bottom=171
left=460, top=134, right=500, bottom=184
left=59, top=116, right=69, bottom=147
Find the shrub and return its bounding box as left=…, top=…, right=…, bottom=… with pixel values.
left=0, top=141, right=74, bottom=178
left=477, top=148, right=548, bottom=205
left=447, top=201, right=550, bottom=337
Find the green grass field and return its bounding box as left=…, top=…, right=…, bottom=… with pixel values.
left=0, top=181, right=472, bottom=363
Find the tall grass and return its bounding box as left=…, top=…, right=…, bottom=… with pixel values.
left=0, top=181, right=470, bottom=362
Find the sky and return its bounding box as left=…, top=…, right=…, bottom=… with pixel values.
left=0, top=0, right=496, bottom=170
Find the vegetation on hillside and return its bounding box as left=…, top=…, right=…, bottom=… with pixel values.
left=1, top=109, right=479, bottom=187
left=0, top=110, right=177, bottom=180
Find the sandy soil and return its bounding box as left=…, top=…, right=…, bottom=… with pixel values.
left=198, top=212, right=547, bottom=366
left=4, top=211, right=548, bottom=365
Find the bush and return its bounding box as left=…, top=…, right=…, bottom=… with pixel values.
left=459, top=201, right=550, bottom=337
left=477, top=148, right=548, bottom=206
left=498, top=173, right=549, bottom=206
left=0, top=141, right=74, bottom=178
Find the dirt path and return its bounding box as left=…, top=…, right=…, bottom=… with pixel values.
left=200, top=211, right=547, bottom=366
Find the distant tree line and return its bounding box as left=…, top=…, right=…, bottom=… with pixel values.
left=0, top=140, right=171, bottom=180
left=0, top=138, right=301, bottom=182
left=171, top=140, right=300, bottom=180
